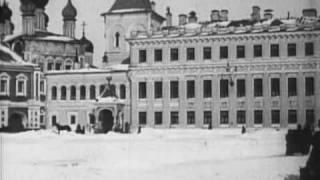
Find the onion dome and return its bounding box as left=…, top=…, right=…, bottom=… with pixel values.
left=2, top=1, right=12, bottom=20
left=80, top=36, right=94, bottom=53
left=62, top=0, right=77, bottom=21
left=31, top=0, right=49, bottom=9
left=20, top=0, right=36, bottom=16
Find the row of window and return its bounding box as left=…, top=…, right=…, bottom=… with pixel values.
left=138, top=77, right=315, bottom=99
left=138, top=42, right=314, bottom=63
left=138, top=109, right=315, bottom=125
left=51, top=84, right=126, bottom=100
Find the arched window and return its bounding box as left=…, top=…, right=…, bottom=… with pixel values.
left=51, top=86, right=57, bottom=100
left=90, top=85, right=96, bottom=100
left=80, top=85, right=86, bottom=100
left=61, top=86, right=66, bottom=100
left=115, top=32, right=120, bottom=48
left=0, top=73, right=10, bottom=96
left=65, top=59, right=73, bottom=70
left=120, top=84, right=126, bottom=99
left=70, top=86, right=76, bottom=100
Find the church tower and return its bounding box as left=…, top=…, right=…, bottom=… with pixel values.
left=101, top=0, right=165, bottom=65
left=20, top=0, right=36, bottom=35
left=62, top=0, right=77, bottom=38
left=0, top=1, right=14, bottom=40
left=33, top=0, right=49, bottom=31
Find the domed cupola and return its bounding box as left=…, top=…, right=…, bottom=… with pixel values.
left=62, top=0, right=77, bottom=21
left=2, top=1, right=12, bottom=20
left=31, top=0, right=49, bottom=9
left=80, top=36, right=94, bottom=53
left=20, top=0, right=36, bottom=16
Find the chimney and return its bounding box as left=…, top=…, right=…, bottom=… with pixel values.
left=210, top=10, right=220, bottom=22
left=188, top=11, right=197, bottom=23
left=151, top=1, right=156, bottom=11
left=166, top=7, right=172, bottom=27
left=220, top=9, right=229, bottom=21
left=251, top=6, right=261, bottom=22
left=264, top=9, right=273, bottom=20
left=303, top=8, right=317, bottom=17
left=178, top=14, right=187, bottom=25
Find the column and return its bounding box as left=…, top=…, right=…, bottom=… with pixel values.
left=212, top=75, right=220, bottom=127
left=163, top=79, right=170, bottom=127
left=280, top=73, right=288, bottom=128
left=131, top=80, right=138, bottom=129
left=147, top=80, right=154, bottom=126
left=179, top=78, right=186, bottom=127
left=263, top=73, right=271, bottom=127
left=195, top=75, right=203, bottom=127
left=246, top=74, right=254, bottom=127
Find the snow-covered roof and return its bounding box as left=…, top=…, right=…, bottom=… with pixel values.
left=0, top=44, right=35, bottom=66
left=37, top=35, right=75, bottom=42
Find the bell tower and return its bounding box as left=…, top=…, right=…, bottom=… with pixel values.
left=101, top=0, right=165, bottom=65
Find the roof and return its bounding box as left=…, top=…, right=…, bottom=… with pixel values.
left=0, top=44, right=35, bottom=66
left=109, top=0, right=152, bottom=12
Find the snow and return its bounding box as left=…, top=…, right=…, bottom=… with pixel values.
left=37, top=36, right=75, bottom=42
left=0, top=45, right=35, bottom=66
left=0, top=128, right=307, bottom=180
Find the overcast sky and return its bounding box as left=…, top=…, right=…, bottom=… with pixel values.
left=5, top=0, right=320, bottom=65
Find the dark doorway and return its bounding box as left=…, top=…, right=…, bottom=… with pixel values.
left=8, top=113, right=25, bottom=132
left=99, top=109, right=114, bottom=133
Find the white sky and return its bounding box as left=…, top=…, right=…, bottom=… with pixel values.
left=5, top=0, right=320, bottom=66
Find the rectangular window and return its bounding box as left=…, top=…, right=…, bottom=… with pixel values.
left=154, top=112, right=162, bottom=125
left=187, top=111, right=195, bottom=125
left=203, top=47, right=212, bottom=60
left=237, top=110, right=246, bottom=124
left=254, top=79, right=263, bottom=97
left=187, top=80, right=195, bottom=98
left=237, top=79, right=246, bottom=97
left=203, top=80, right=212, bottom=98
left=187, top=48, right=195, bottom=61
left=305, top=77, right=314, bottom=96
left=139, top=49, right=147, bottom=63
left=220, top=79, right=229, bottom=98
left=288, top=78, right=297, bottom=97
left=306, top=110, right=315, bottom=125
left=287, top=43, right=296, bottom=56
left=220, top=111, right=229, bottom=125
left=139, top=82, right=147, bottom=99
left=220, top=46, right=228, bottom=59
left=254, top=45, right=262, bottom=57
left=288, top=110, right=297, bottom=124
left=154, top=49, right=162, bottom=62
left=270, top=44, right=279, bottom=57
left=154, top=81, right=163, bottom=99
left=271, top=110, right=280, bottom=124
left=0, top=79, right=7, bottom=93
left=271, top=78, right=280, bottom=97
left=170, top=111, right=179, bottom=125
left=305, top=42, right=314, bottom=56
left=40, top=81, right=45, bottom=93
left=254, top=110, right=263, bottom=124
left=170, top=48, right=179, bottom=61
left=203, top=111, right=212, bottom=125
left=70, top=115, right=76, bottom=125
left=55, top=63, right=62, bottom=71
left=170, top=81, right=179, bottom=99
left=47, top=63, right=53, bottom=71
left=139, top=112, right=147, bottom=125
left=18, top=81, right=24, bottom=93
left=236, top=45, right=245, bottom=58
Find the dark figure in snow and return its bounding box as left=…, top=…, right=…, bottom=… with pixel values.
left=76, top=124, right=82, bottom=134
left=300, top=123, right=320, bottom=180
left=124, top=122, right=130, bottom=134
left=137, top=126, right=141, bottom=134
left=286, top=124, right=303, bottom=155
left=54, top=123, right=71, bottom=134
left=241, top=126, right=246, bottom=134
left=208, top=121, right=212, bottom=130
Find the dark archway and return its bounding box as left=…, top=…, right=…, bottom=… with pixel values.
left=99, top=109, right=114, bottom=133
left=8, top=113, right=25, bottom=132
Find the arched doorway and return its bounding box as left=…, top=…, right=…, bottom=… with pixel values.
left=98, top=109, right=114, bottom=133
left=8, top=113, right=25, bottom=132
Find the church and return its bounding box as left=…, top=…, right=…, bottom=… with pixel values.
left=0, top=0, right=320, bottom=132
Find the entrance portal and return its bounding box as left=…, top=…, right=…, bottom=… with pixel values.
left=99, top=109, right=114, bottom=133
left=8, top=113, right=25, bottom=132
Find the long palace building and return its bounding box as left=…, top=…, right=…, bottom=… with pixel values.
left=0, top=0, right=320, bottom=132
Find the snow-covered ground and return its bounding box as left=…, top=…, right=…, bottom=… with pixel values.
left=0, top=128, right=307, bottom=180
